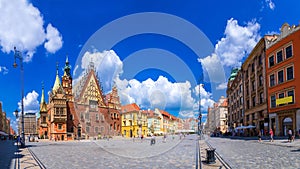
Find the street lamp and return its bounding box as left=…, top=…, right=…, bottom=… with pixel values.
left=13, top=47, right=25, bottom=148
left=14, top=109, right=19, bottom=134
left=198, top=76, right=204, bottom=139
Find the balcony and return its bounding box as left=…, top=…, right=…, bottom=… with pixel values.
left=52, top=114, right=67, bottom=122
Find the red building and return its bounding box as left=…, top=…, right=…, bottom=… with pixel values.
left=266, top=23, right=300, bottom=136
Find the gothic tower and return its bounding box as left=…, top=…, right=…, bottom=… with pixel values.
left=62, top=55, right=73, bottom=101
left=48, top=64, right=67, bottom=141
left=38, top=83, right=49, bottom=139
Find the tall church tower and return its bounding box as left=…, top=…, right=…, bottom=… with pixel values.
left=48, top=64, right=67, bottom=141
left=62, top=55, right=73, bottom=101
left=38, top=83, right=49, bottom=139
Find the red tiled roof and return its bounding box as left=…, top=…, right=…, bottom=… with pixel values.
left=121, top=103, right=140, bottom=113
left=67, top=102, right=79, bottom=127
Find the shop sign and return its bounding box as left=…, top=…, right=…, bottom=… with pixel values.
left=276, top=96, right=293, bottom=105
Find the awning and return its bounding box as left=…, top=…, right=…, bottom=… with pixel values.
left=245, top=125, right=256, bottom=129
left=0, top=131, right=8, bottom=136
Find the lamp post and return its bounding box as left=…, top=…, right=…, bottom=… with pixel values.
left=198, top=75, right=204, bottom=139
left=13, top=47, right=25, bottom=148
left=13, top=109, right=19, bottom=134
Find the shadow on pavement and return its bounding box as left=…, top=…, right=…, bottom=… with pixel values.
left=291, top=149, right=300, bottom=152
left=0, top=140, right=19, bottom=169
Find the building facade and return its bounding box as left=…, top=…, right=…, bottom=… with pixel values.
left=20, top=113, right=37, bottom=139
left=206, top=96, right=228, bottom=134
left=0, top=102, right=11, bottom=136
left=266, top=23, right=300, bottom=136
left=227, top=68, right=244, bottom=130
left=121, top=103, right=147, bottom=138
left=73, top=61, right=121, bottom=139
left=242, top=37, right=268, bottom=136
left=146, top=109, right=163, bottom=135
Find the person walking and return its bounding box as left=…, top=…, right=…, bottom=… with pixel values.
left=258, top=130, right=262, bottom=142
left=288, top=129, right=292, bottom=142
left=269, top=129, right=274, bottom=142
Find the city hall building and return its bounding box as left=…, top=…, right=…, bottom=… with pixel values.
left=38, top=57, right=121, bottom=140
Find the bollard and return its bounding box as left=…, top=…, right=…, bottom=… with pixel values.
left=206, top=148, right=216, bottom=164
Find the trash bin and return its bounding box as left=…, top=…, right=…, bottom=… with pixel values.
left=206, top=148, right=216, bottom=164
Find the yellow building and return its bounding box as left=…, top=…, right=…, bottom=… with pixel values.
left=121, top=103, right=147, bottom=138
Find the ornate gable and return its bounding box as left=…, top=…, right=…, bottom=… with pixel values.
left=107, top=86, right=121, bottom=110
left=74, top=66, right=106, bottom=107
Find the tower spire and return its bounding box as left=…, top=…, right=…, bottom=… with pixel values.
left=63, top=55, right=71, bottom=77
left=53, top=62, right=61, bottom=92
left=40, top=81, right=47, bottom=113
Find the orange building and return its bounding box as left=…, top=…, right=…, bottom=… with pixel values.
left=266, top=23, right=300, bottom=136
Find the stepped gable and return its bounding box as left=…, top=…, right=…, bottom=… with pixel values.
left=73, top=61, right=106, bottom=107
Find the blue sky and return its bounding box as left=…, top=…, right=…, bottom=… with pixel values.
left=0, top=0, right=300, bottom=131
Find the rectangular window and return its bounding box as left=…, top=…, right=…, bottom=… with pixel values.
left=96, top=114, right=99, bottom=121
left=271, top=95, right=276, bottom=108
left=269, top=55, right=274, bottom=67
left=80, top=113, right=84, bottom=120
left=246, top=100, right=250, bottom=109
left=278, top=93, right=284, bottom=98
left=287, top=66, right=294, bottom=81
left=259, top=75, right=263, bottom=86
left=278, top=93, right=285, bottom=106
left=95, top=127, right=98, bottom=133
left=276, top=50, right=283, bottom=63
left=287, top=90, right=294, bottom=104
left=89, top=100, right=98, bottom=111
left=251, top=63, right=255, bottom=72
left=286, top=45, right=293, bottom=59
left=252, top=81, right=256, bottom=90
left=55, top=108, right=59, bottom=115
left=58, top=124, right=62, bottom=130
left=260, top=92, right=264, bottom=104
left=86, top=126, right=90, bottom=133
left=278, top=70, right=284, bottom=84
left=258, top=55, right=262, bottom=65
left=85, top=113, right=89, bottom=120
left=270, top=74, right=275, bottom=87
left=252, top=96, right=256, bottom=107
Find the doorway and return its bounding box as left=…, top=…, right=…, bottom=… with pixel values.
left=282, top=117, right=292, bottom=136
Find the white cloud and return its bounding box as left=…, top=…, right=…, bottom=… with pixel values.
left=201, top=18, right=260, bottom=68
left=18, top=90, right=39, bottom=114
left=179, top=110, right=198, bottom=118
left=193, top=84, right=215, bottom=110
left=266, top=0, right=275, bottom=10
left=215, top=18, right=261, bottom=67
left=75, top=50, right=214, bottom=119
left=199, top=18, right=260, bottom=91
left=198, top=53, right=225, bottom=83
left=44, top=24, right=63, bottom=53
left=76, top=50, right=123, bottom=93
left=0, top=66, right=8, bottom=75
left=0, top=0, right=62, bottom=62
left=116, top=76, right=195, bottom=111
left=216, top=82, right=228, bottom=90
